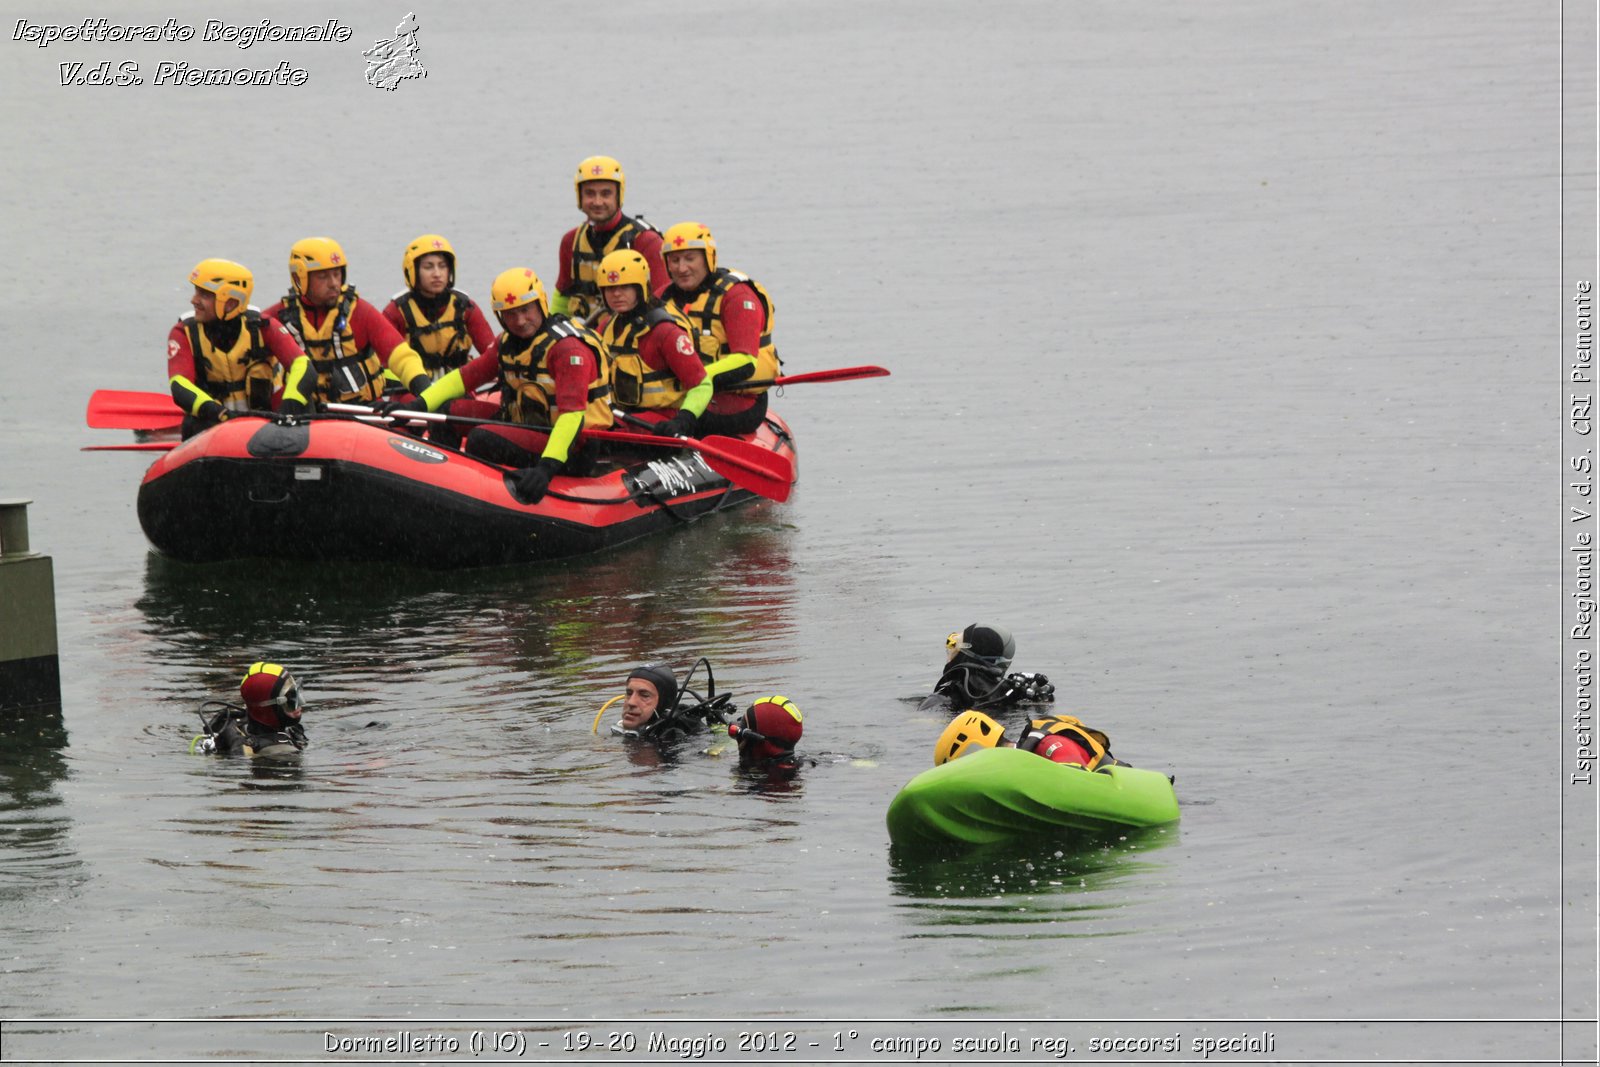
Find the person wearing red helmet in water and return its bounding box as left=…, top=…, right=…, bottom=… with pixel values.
left=726, top=694, right=806, bottom=774
left=194, top=662, right=308, bottom=758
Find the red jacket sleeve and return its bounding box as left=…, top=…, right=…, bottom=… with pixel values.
left=260, top=315, right=305, bottom=369
left=382, top=300, right=407, bottom=336
left=645, top=320, right=705, bottom=388
left=457, top=344, right=502, bottom=394
left=350, top=299, right=408, bottom=362
left=464, top=301, right=498, bottom=355
left=555, top=229, right=578, bottom=294
left=718, top=281, right=766, bottom=356
left=547, top=335, right=600, bottom=414
left=167, top=322, right=196, bottom=382
left=633, top=229, right=669, bottom=297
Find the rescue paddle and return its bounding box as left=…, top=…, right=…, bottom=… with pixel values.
left=85, top=389, right=185, bottom=431
left=729, top=364, right=890, bottom=390
left=325, top=403, right=794, bottom=503
left=81, top=442, right=180, bottom=452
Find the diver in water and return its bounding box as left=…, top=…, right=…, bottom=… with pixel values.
left=917, top=624, right=1056, bottom=714
left=193, top=662, right=309, bottom=758
left=601, top=660, right=734, bottom=742
left=599, top=664, right=812, bottom=779
left=726, top=694, right=807, bottom=776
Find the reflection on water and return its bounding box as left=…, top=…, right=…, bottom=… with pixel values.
left=0, top=703, right=80, bottom=903
left=887, top=825, right=1181, bottom=935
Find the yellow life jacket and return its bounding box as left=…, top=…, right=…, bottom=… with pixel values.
left=564, top=213, right=657, bottom=321
left=180, top=308, right=277, bottom=412
left=496, top=315, right=614, bottom=429
left=1018, top=714, right=1112, bottom=771
left=392, top=288, right=477, bottom=378
left=606, top=303, right=699, bottom=410
left=274, top=286, right=385, bottom=403
left=667, top=268, right=780, bottom=395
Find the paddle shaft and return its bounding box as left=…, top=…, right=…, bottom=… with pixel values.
left=326, top=404, right=793, bottom=502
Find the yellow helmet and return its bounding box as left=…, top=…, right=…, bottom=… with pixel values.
left=490, top=267, right=549, bottom=319
left=575, top=155, right=625, bottom=208
left=596, top=249, right=650, bottom=294
left=188, top=258, right=253, bottom=321
left=402, top=234, right=455, bottom=290
left=933, top=711, right=1005, bottom=766
left=662, top=221, right=716, bottom=274
left=287, top=237, right=348, bottom=295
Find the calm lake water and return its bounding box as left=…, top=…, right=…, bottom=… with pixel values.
left=1, top=1, right=1593, bottom=1063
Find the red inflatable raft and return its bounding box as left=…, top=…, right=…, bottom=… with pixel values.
left=135, top=414, right=798, bottom=568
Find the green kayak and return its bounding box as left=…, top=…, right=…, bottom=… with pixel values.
left=886, top=747, right=1179, bottom=848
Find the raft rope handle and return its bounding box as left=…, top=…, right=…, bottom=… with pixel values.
left=592, top=693, right=626, bottom=735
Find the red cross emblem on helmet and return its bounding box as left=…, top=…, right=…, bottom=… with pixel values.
left=431, top=239, right=443, bottom=249
left=606, top=270, right=620, bottom=282
left=671, top=235, right=685, bottom=247
left=330, top=253, right=343, bottom=265
left=590, top=164, right=605, bottom=176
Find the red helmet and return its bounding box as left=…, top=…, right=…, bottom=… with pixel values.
left=729, top=694, right=802, bottom=761
left=239, top=662, right=304, bottom=729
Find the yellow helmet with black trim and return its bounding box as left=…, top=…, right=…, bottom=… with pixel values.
left=934, top=710, right=1005, bottom=766
left=575, top=155, right=625, bottom=208
left=287, top=237, right=348, bottom=295
left=402, top=234, right=455, bottom=290
left=489, top=267, right=549, bottom=320
left=596, top=249, right=650, bottom=293
left=188, top=258, right=254, bottom=321
left=661, top=221, right=716, bottom=274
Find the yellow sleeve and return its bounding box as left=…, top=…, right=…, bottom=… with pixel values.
left=281, top=356, right=316, bottom=404
left=703, top=352, right=757, bottom=390
left=419, top=369, right=467, bottom=412
left=384, top=341, right=428, bottom=390
left=169, top=375, right=212, bottom=416
left=541, top=410, right=586, bottom=466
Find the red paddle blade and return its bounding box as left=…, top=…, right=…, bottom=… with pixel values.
left=696, top=436, right=794, bottom=503
left=590, top=429, right=794, bottom=503
left=86, top=389, right=183, bottom=430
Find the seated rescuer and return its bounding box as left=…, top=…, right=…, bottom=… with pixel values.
left=196, top=662, right=309, bottom=757
left=933, top=710, right=1124, bottom=771
left=385, top=267, right=614, bottom=503
left=553, top=155, right=668, bottom=323
left=660, top=222, right=781, bottom=437
left=382, top=234, right=498, bottom=386
left=167, top=259, right=306, bottom=438
left=917, top=624, right=1055, bottom=714
left=725, top=694, right=805, bottom=771
left=593, top=249, right=712, bottom=439
left=262, top=236, right=432, bottom=414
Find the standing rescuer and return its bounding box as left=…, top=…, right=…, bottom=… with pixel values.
left=167, top=258, right=306, bottom=437
left=553, top=155, right=668, bottom=323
